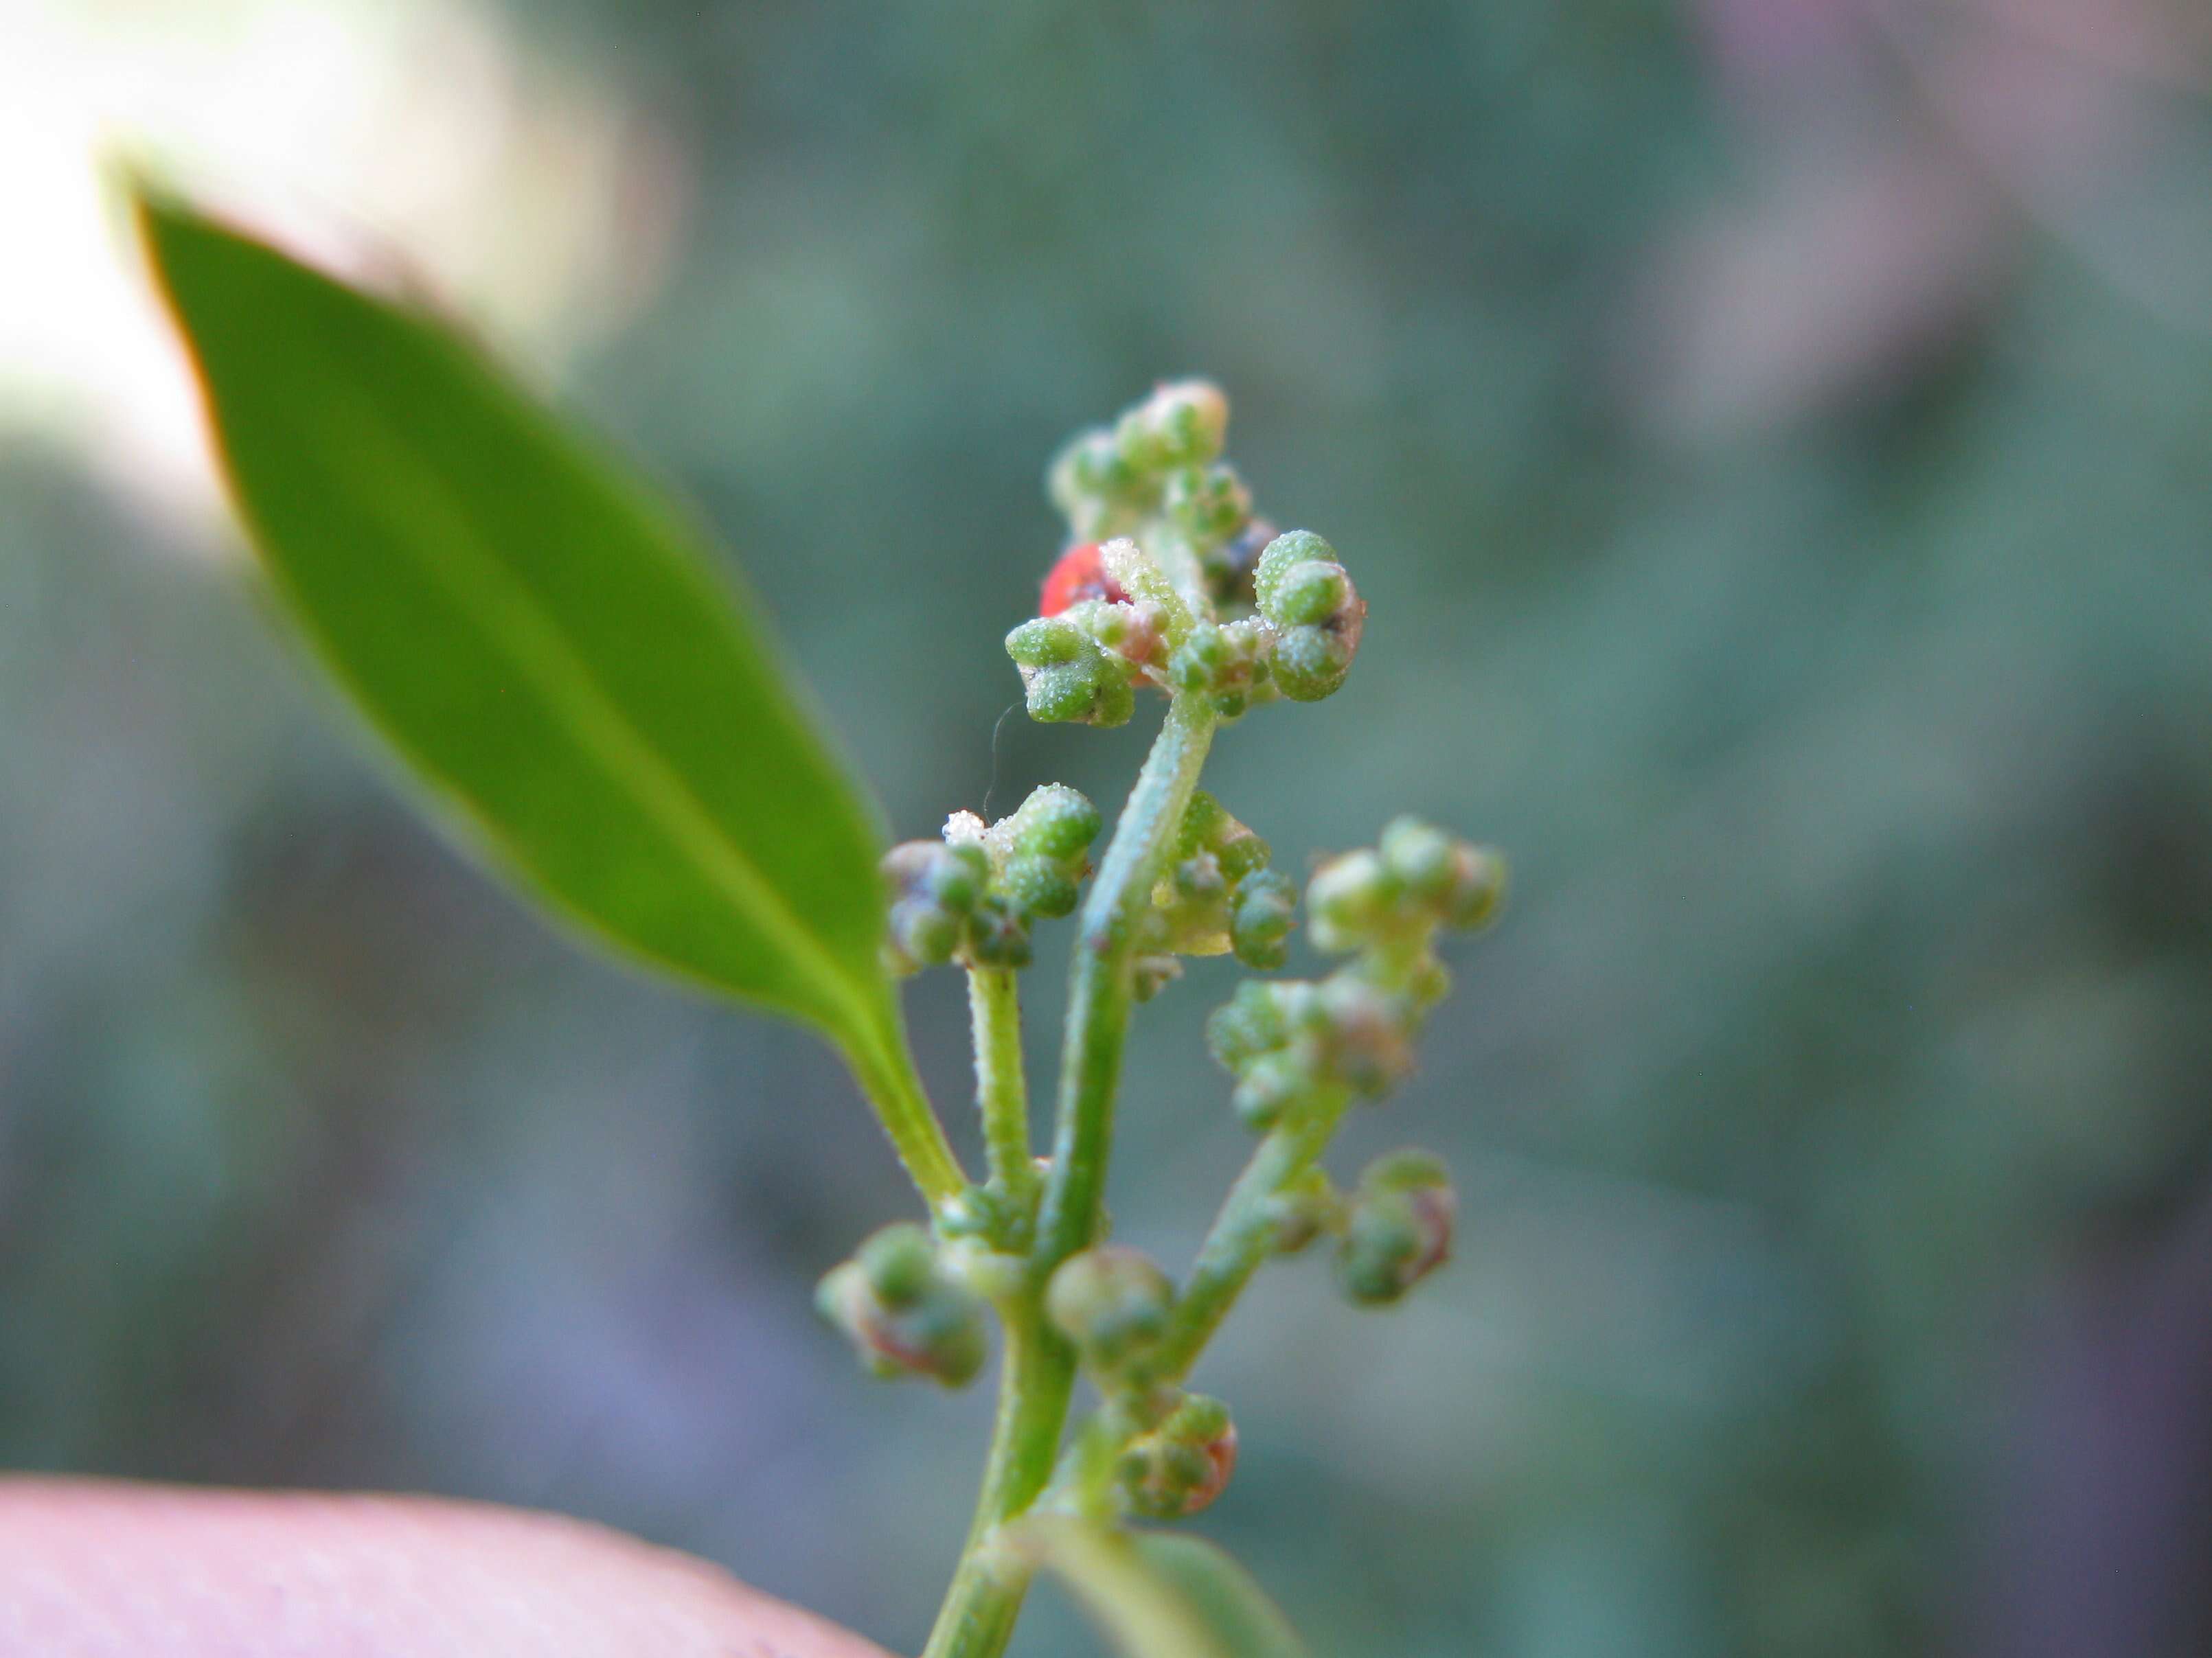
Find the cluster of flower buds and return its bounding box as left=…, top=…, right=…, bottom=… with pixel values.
left=1205, top=818, right=1505, bottom=1130
left=1250, top=531, right=1363, bottom=703
left=1334, top=1150, right=1455, bottom=1306
left=1205, top=975, right=1418, bottom=1129
left=1122, top=791, right=1299, bottom=1000
left=1306, top=816, right=1506, bottom=956
left=881, top=784, right=1104, bottom=974
left=1014, top=382, right=1366, bottom=727
left=1115, top=1392, right=1238, bottom=1521
left=1049, top=380, right=1231, bottom=544
left=817, top=1222, right=988, bottom=1388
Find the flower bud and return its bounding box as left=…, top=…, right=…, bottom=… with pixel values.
left=1005, top=615, right=1088, bottom=668
left=1336, top=1151, right=1455, bottom=1306
left=964, top=894, right=1034, bottom=969
left=1377, top=817, right=1457, bottom=905
left=856, top=1221, right=937, bottom=1308
left=1231, top=1049, right=1311, bottom=1131
left=1006, top=783, right=1103, bottom=862
left=1010, top=628, right=1137, bottom=726
left=1045, top=1245, right=1176, bottom=1379
left=1305, top=849, right=1394, bottom=952
left=819, top=1224, right=989, bottom=1386
left=1049, top=428, right=1151, bottom=539
left=1117, top=1394, right=1238, bottom=1521
left=1206, top=979, right=1289, bottom=1072
left=887, top=897, right=961, bottom=973
left=1267, top=560, right=1347, bottom=627
left=1116, top=380, right=1229, bottom=472
left=1252, top=531, right=1336, bottom=619
left=1443, top=843, right=1507, bottom=932
left=1167, top=623, right=1230, bottom=694
left=1315, top=976, right=1415, bottom=1096
left=1270, top=620, right=1357, bottom=703
left=1002, top=853, right=1078, bottom=919
left=1230, top=867, right=1297, bottom=971
left=1164, top=463, right=1252, bottom=546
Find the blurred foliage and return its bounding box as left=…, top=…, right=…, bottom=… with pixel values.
left=6, top=2, right=2212, bottom=1656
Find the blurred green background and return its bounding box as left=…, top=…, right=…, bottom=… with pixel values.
left=6, top=1, right=2212, bottom=1654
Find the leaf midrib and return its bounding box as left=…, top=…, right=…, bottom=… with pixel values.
left=247, top=352, right=880, bottom=1045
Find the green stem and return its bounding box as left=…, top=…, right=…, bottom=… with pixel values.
left=1034, top=695, right=1217, bottom=1267
left=921, top=1302, right=1075, bottom=1658
left=967, top=967, right=1035, bottom=1206
left=1154, top=1087, right=1352, bottom=1381
left=922, top=695, right=1218, bottom=1658
left=849, top=1013, right=967, bottom=1208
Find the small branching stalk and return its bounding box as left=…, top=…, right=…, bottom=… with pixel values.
left=813, top=382, right=1509, bottom=1658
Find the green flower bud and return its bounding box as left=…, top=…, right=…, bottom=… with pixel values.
left=1231, top=1049, right=1311, bottom=1131
left=1271, top=621, right=1356, bottom=702
left=1443, top=844, right=1507, bottom=932
left=1003, top=853, right=1078, bottom=919
left=1268, top=560, right=1347, bottom=627
left=1336, top=1151, right=1455, bottom=1306
left=889, top=897, right=960, bottom=971
left=1231, top=867, right=1297, bottom=970
left=1164, top=463, right=1252, bottom=545
left=1176, top=791, right=1231, bottom=857
left=857, top=1221, right=937, bottom=1308
left=1316, top=976, right=1414, bottom=1095
left=931, top=842, right=990, bottom=912
left=1252, top=531, right=1338, bottom=618
left=965, top=895, right=1034, bottom=969
left=1306, top=849, right=1394, bottom=952
left=1377, top=816, right=1457, bottom=905
left=1049, top=428, right=1152, bottom=538
left=1093, top=673, right=1137, bottom=727
left=1172, top=850, right=1229, bottom=906
left=1005, top=616, right=1088, bottom=667
left=1116, top=380, right=1229, bottom=472
left=1215, top=824, right=1271, bottom=886
left=1021, top=656, right=1132, bottom=727
left=1206, top=979, right=1290, bottom=1072
left=1173, top=792, right=1268, bottom=876
left=1117, top=1394, right=1238, bottom=1521
left=1007, top=783, right=1103, bottom=861
left=818, top=1227, right=989, bottom=1387
left=1167, top=625, right=1227, bottom=695
left=1045, top=1245, right=1176, bottom=1379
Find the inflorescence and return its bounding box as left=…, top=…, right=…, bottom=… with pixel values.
left=819, top=380, right=1505, bottom=1533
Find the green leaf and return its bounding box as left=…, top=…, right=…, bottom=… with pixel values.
left=129, top=181, right=960, bottom=1201
left=1018, top=1519, right=1310, bottom=1658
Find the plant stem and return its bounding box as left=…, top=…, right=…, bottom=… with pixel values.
left=1034, top=694, right=1216, bottom=1268
left=850, top=1017, right=967, bottom=1209
left=967, top=967, right=1035, bottom=1206
left=1153, top=1086, right=1352, bottom=1382
left=922, top=695, right=1217, bottom=1658
left=920, top=1300, right=1073, bottom=1658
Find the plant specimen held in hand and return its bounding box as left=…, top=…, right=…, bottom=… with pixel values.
left=130, top=182, right=1503, bottom=1658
